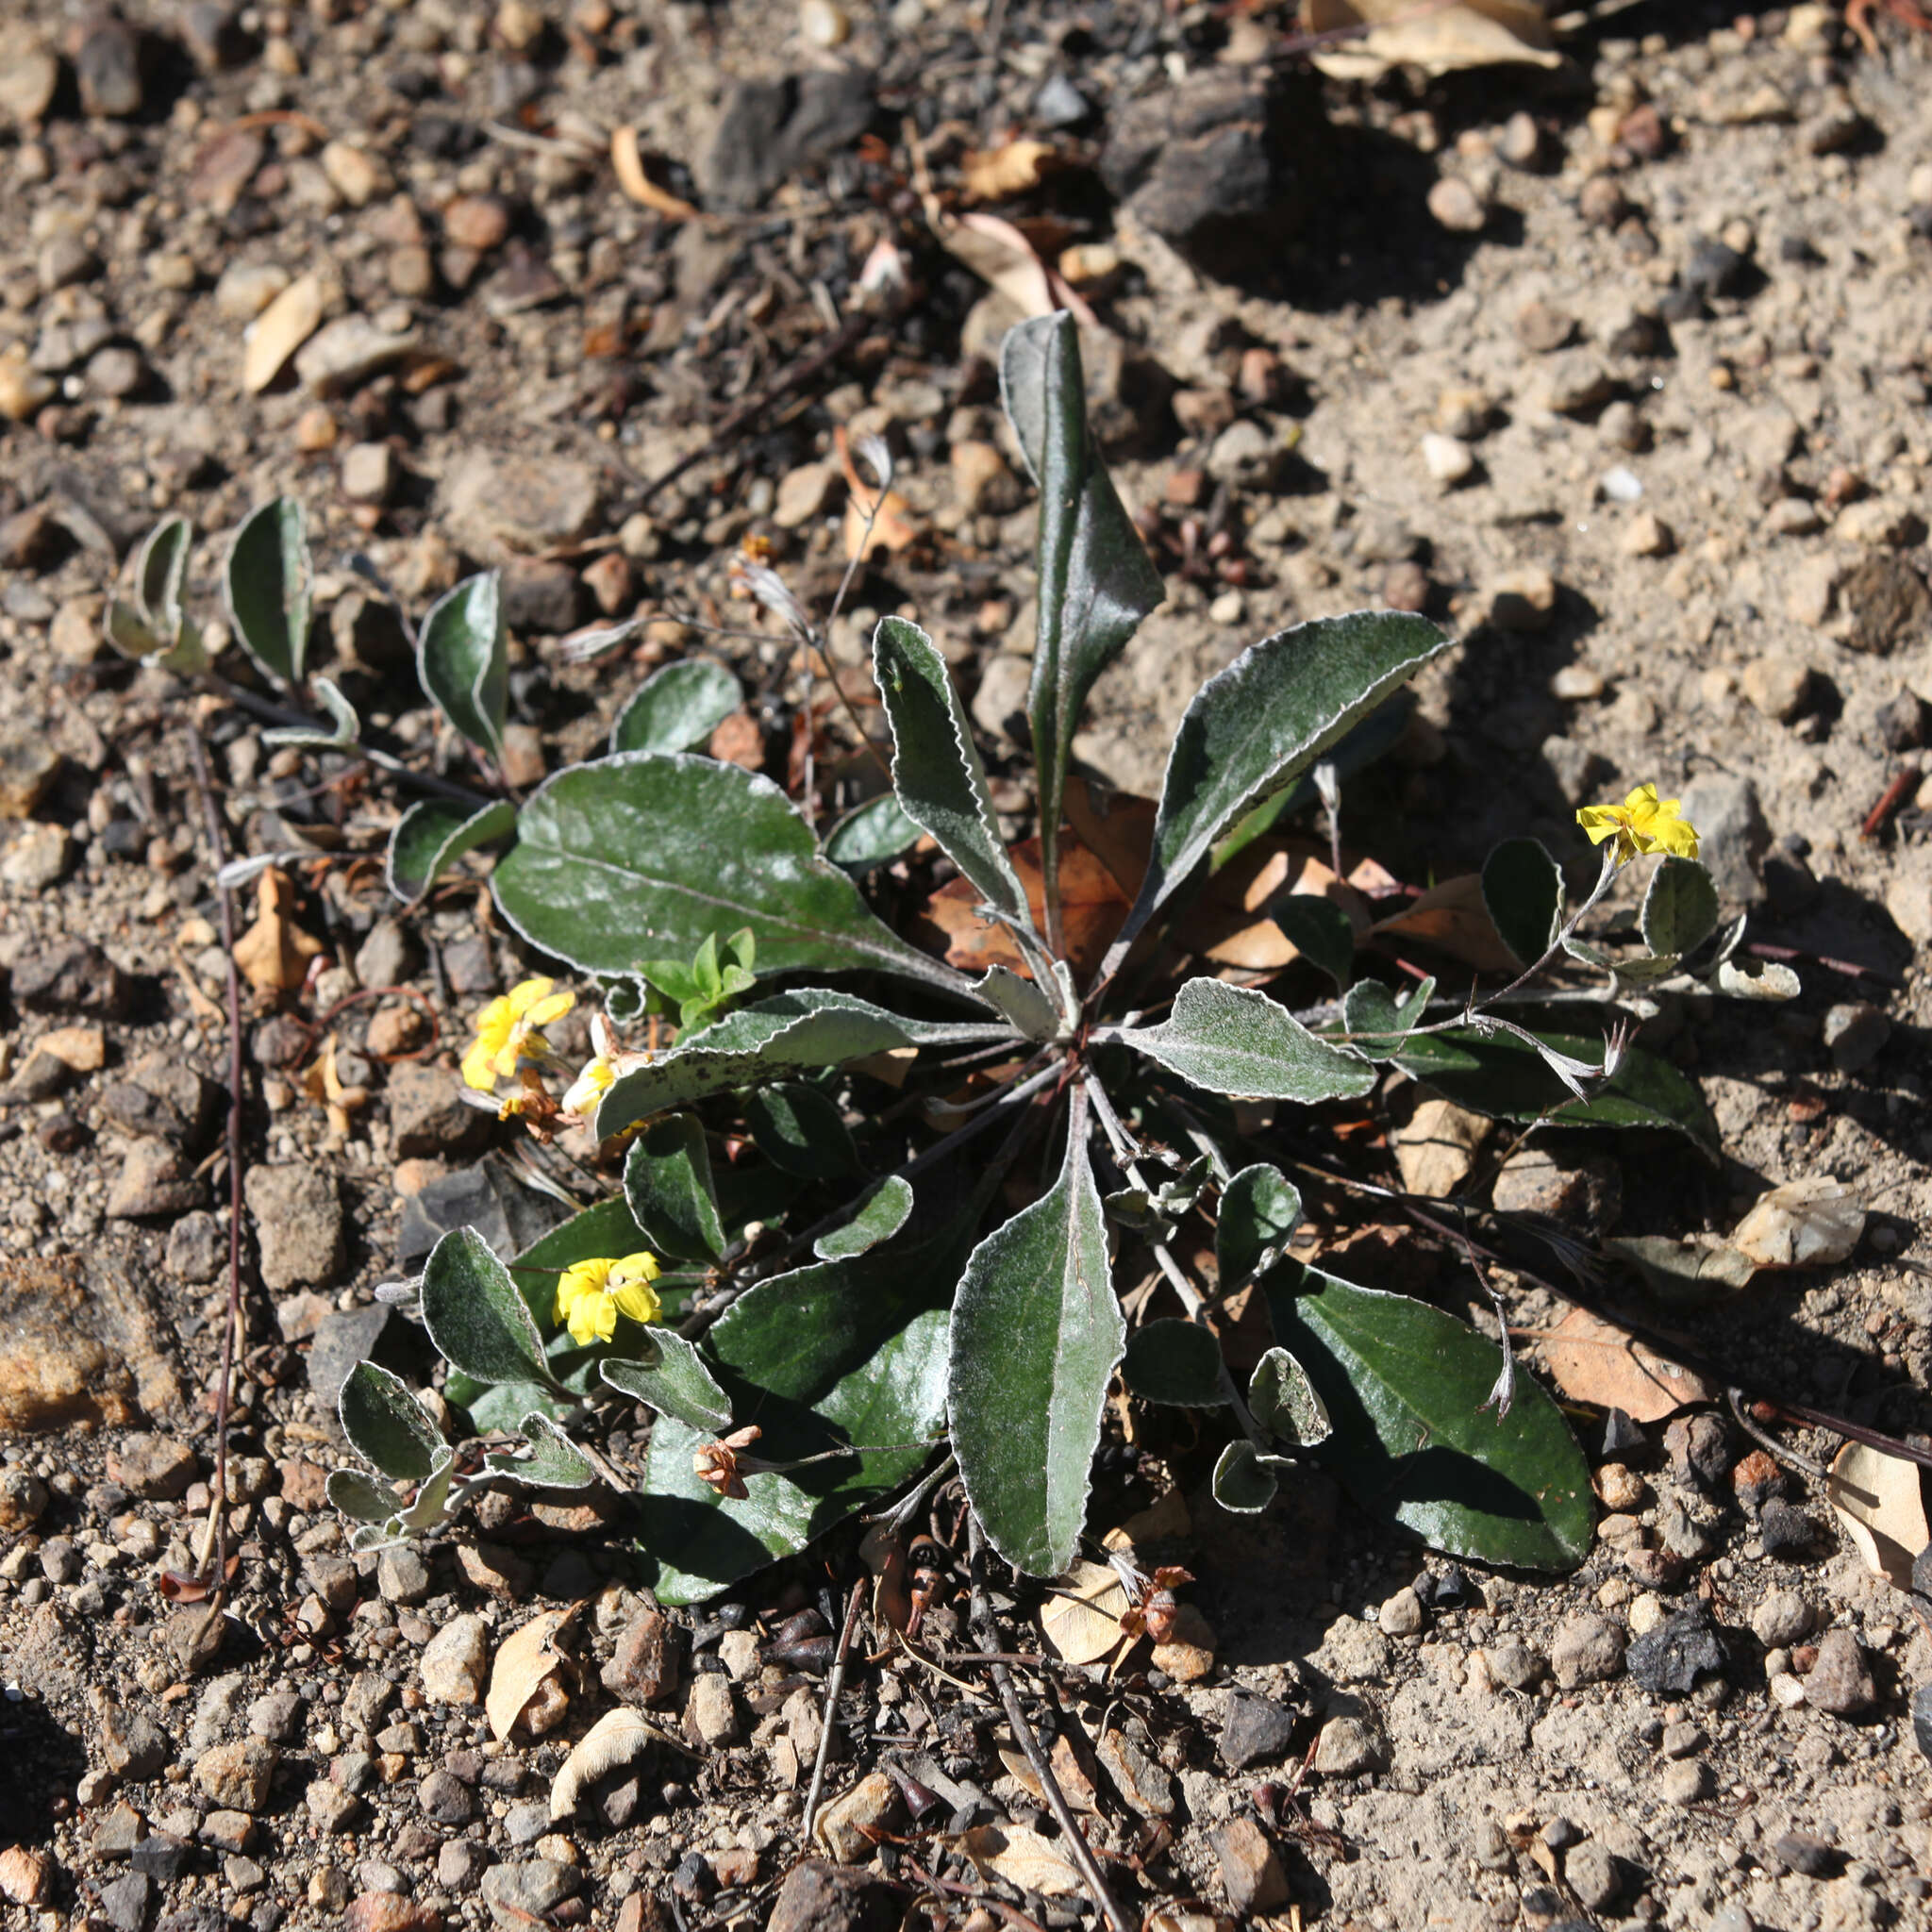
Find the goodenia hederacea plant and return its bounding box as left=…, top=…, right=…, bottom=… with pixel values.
left=291, top=304, right=1795, bottom=1603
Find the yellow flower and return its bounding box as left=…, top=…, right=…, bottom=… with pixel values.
left=460, top=976, right=575, bottom=1091
left=554, top=1251, right=662, bottom=1346
left=1575, top=783, right=1699, bottom=867
left=560, top=1013, right=620, bottom=1117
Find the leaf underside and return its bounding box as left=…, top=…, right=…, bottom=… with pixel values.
left=1120, top=978, right=1377, bottom=1105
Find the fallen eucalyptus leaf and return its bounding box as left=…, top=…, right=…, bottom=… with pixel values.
left=959, top=1823, right=1086, bottom=1898
left=1540, top=1306, right=1710, bottom=1424
left=1039, top=1558, right=1131, bottom=1666
left=1827, top=1439, right=1928, bottom=1591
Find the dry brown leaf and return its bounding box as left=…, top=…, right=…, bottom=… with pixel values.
left=486, top=1606, right=577, bottom=1742
left=1040, top=1559, right=1131, bottom=1666
left=232, top=866, right=325, bottom=993
left=859, top=1523, right=912, bottom=1634
left=549, top=1707, right=661, bottom=1820
left=835, top=427, right=919, bottom=559
left=1540, top=1307, right=1711, bottom=1424
left=1201, top=845, right=1374, bottom=971
left=1062, top=774, right=1156, bottom=901
left=1303, top=0, right=1561, bottom=78
left=1370, top=873, right=1520, bottom=974
left=610, top=125, right=698, bottom=220
left=1391, top=1094, right=1491, bottom=1199
left=1827, top=1439, right=1929, bottom=1591
left=915, top=829, right=1129, bottom=981
left=959, top=1823, right=1087, bottom=1898
left=962, top=139, right=1059, bottom=202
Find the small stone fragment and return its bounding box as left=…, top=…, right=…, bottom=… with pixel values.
left=1219, top=1691, right=1296, bottom=1770
left=1551, top=1613, right=1624, bottom=1688
left=1625, top=1610, right=1726, bottom=1695
left=1488, top=567, right=1557, bottom=632
left=243, top=274, right=326, bottom=393
left=1803, top=1628, right=1875, bottom=1715
left=1426, top=176, right=1486, bottom=232
left=245, top=1165, right=346, bottom=1290
left=1732, top=1178, right=1863, bottom=1269
left=420, top=1615, right=490, bottom=1706
left=1311, top=1716, right=1384, bottom=1776
left=195, top=1739, right=279, bottom=1813
left=1212, top=1817, right=1289, bottom=1915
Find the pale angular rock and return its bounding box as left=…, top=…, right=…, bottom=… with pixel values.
left=1732, top=1177, right=1863, bottom=1269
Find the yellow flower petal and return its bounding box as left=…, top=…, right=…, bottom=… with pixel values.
left=460, top=1039, right=499, bottom=1091
left=565, top=1291, right=615, bottom=1346
left=611, top=1276, right=661, bottom=1325
left=526, top=991, right=575, bottom=1027
left=507, top=976, right=557, bottom=1017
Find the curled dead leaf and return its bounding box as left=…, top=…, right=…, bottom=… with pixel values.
left=835, top=428, right=918, bottom=559
left=486, top=1605, right=580, bottom=1742
left=1827, top=1439, right=1930, bottom=1591
left=549, top=1707, right=673, bottom=1819
left=610, top=125, right=698, bottom=220
left=1303, top=0, right=1561, bottom=79
left=232, top=866, right=325, bottom=994
left=1369, top=873, right=1520, bottom=974
left=962, top=139, right=1059, bottom=203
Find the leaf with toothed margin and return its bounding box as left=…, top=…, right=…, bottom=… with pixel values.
left=623, top=1114, right=725, bottom=1263
left=327, top=1467, right=401, bottom=1524
left=492, top=752, right=980, bottom=999
left=600, top=1331, right=734, bottom=1433
left=1103, top=609, right=1447, bottom=976
left=420, top=1226, right=553, bottom=1390
left=338, top=1360, right=443, bottom=1483
left=1118, top=978, right=1376, bottom=1104
left=873, top=614, right=1033, bottom=932
left=484, top=1413, right=599, bottom=1489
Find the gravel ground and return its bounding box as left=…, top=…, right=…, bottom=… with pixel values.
left=6, top=1, right=1932, bottom=1928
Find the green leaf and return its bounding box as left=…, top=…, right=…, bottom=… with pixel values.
left=635, top=1227, right=964, bottom=1603
left=1340, top=974, right=1435, bottom=1061
left=744, top=1081, right=858, bottom=1179
left=1118, top=978, right=1376, bottom=1105
left=974, top=966, right=1060, bottom=1041
left=874, top=615, right=1032, bottom=932
left=1000, top=314, right=1165, bottom=892
left=493, top=752, right=973, bottom=997
left=593, top=988, right=1010, bottom=1139
left=814, top=1175, right=915, bottom=1260
left=1265, top=1262, right=1593, bottom=1571
left=1123, top=1320, right=1227, bottom=1407
left=949, top=1123, right=1120, bottom=1576
left=1482, top=838, right=1563, bottom=969
left=225, top=496, right=312, bottom=687
left=1212, top=1440, right=1278, bottom=1514
left=105, top=598, right=162, bottom=662
left=1712, top=955, right=1800, bottom=1001
left=1391, top=1025, right=1719, bottom=1157
left=263, top=675, right=360, bottom=751
left=446, top=1375, right=570, bottom=1432
left=623, top=1116, right=725, bottom=1263
left=417, top=571, right=508, bottom=760
left=1267, top=895, right=1357, bottom=992
left=396, top=1449, right=459, bottom=1532
left=824, top=792, right=924, bottom=874
left=421, top=1226, right=553, bottom=1390
left=326, top=1468, right=400, bottom=1524
left=610, top=658, right=742, bottom=756
left=138, top=515, right=192, bottom=632
left=1105, top=610, right=1446, bottom=972
left=1215, top=1163, right=1303, bottom=1291
left=1642, top=858, right=1720, bottom=959
left=385, top=798, right=517, bottom=905
left=600, top=1332, right=734, bottom=1433
left=485, top=1412, right=598, bottom=1489
left=338, top=1360, right=442, bottom=1483
left=1248, top=1346, right=1331, bottom=1448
